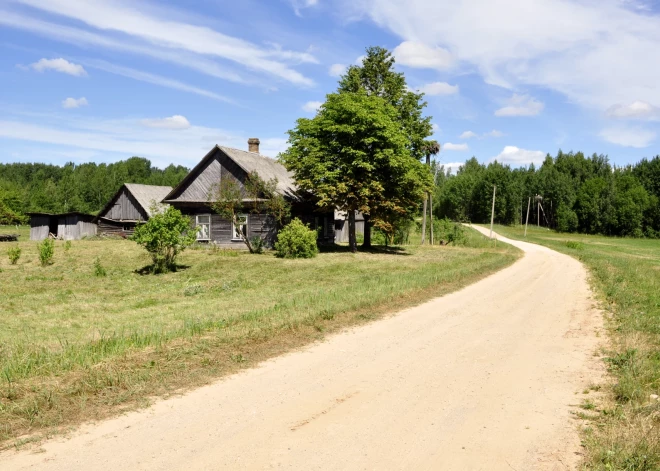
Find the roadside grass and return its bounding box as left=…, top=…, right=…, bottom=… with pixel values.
left=0, top=225, right=519, bottom=447
left=488, top=224, right=660, bottom=471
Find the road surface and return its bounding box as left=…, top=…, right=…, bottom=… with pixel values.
left=1, top=227, right=603, bottom=470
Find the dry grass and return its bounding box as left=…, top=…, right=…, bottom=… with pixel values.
left=0, top=225, right=519, bottom=448
left=490, top=224, right=660, bottom=471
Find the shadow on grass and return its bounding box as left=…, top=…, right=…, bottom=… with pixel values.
left=134, top=264, right=192, bottom=275
left=318, top=244, right=411, bottom=256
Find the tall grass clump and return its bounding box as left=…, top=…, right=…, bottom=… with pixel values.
left=7, top=246, right=21, bottom=265
left=38, top=238, right=54, bottom=266
left=93, top=257, right=107, bottom=277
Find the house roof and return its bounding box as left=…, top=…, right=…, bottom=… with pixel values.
left=163, top=145, right=299, bottom=203
left=95, top=183, right=173, bottom=222
left=123, top=184, right=173, bottom=217
left=27, top=211, right=95, bottom=218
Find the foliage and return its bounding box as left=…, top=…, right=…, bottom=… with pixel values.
left=281, top=90, right=432, bottom=252
left=131, top=206, right=197, bottom=273
left=274, top=218, right=318, bottom=259
left=7, top=245, right=21, bottom=265
left=0, top=157, right=188, bottom=221
left=434, top=218, right=468, bottom=246
left=64, top=240, right=72, bottom=252
left=210, top=171, right=290, bottom=253
left=93, top=257, right=107, bottom=277
left=434, top=152, right=660, bottom=238
left=38, top=238, right=54, bottom=266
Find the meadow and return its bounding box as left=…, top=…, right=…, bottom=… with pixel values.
left=490, top=224, right=660, bottom=471
left=0, top=225, right=519, bottom=447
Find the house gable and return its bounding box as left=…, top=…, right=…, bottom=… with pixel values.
left=98, top=187, right=149, bottom=221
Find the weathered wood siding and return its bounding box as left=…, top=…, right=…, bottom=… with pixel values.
left=98, top=219, right=137, bottom=237
left=30, top=215, right=50, bottom=241
left=101, top=188, right=147, bottom=221
left=57, top=215, right=97, bottom=240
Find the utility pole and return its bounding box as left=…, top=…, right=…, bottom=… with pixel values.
left=489, top=184, right=496, bottom=239
left=524, top=197, right=531, bottom=237
left=537, top=199, right=540, bottom=227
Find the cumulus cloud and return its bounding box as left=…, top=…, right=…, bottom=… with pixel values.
left=329, top=63, right=346, bottom=76
left=495, top=94, right=544, bottom=117
left=417, top=81, right=458, bottom=96
left=599, top=127, right=656, bottom=148
left=302, top=101, right=322, bottom=112
left=393, top=41, right=454, bottom=70
left=439, top=162, right=464, bottom=174
left=492, top=146, right=545, bottom=166
left=459, top=131, right=478, bottom=139
left=605, top=101, right=660, bottom=120
left=443, top=142, right=468, bottom=151
left=484, top=129, right=504, bottom=138
left=30, top=58, right=87, bottom=76
left=62, top=97, right=88, bottom=109
left=140, top=115, right=191, bottom=130
left=460, top=130, right=503, bottom=139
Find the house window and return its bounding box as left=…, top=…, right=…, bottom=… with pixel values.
left=232, top=214, right=248, bottom=240
left=196, top=214, right=211, bottom=241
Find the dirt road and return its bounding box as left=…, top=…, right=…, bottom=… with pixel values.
left=1, top=228, right=603, bottom=470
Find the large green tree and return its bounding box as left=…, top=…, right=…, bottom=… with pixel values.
left=280, top=91, right=432, bottom=252
left=337, top=46, right=434, bottom=247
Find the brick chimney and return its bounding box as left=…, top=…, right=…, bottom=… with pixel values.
left=248, top=138, right=260, bottom=153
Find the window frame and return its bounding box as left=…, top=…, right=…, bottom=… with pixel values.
left=231, top=213, right=248, bottom=241
left=196, top=214, right=211, bottom=241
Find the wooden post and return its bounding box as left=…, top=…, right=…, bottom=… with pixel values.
left=537, top=200, right=540, bottom=227
left=421, top=194, right=427, bottom=245
left=489, top=185, right=496, bottom=239
left=524, top=197, right=531, bottom=237
left=429, top=194, right=434, bottom=245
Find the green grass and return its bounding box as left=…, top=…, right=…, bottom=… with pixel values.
left=489, top=224, right=660, bottom=471
left=0, top=225, right=519, bottom=447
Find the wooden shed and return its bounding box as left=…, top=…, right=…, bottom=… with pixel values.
left=28, top=212, right=97, bottom=241
left=94, top=184, right=172, bottom=237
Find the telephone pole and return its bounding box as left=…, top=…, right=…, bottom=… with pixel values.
left=489, top=185, right=496, bottom=239
left=524, top=197, right=531, bottom=237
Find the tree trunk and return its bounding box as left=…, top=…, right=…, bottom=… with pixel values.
left=348, top=210, right=357, bottom=253
left=429, top=194, right=434, bottom=245
left=362, top=213, right=372, bottom=249
left=421, top=195, right=427, bottom=245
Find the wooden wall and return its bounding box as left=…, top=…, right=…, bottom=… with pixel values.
left=102, top=188, right=147, bottom=221
left=98, top=219, right=137, bottom=237
left=29, top=215, right=50, bottom=241
left=31, top=215, right=97, bottom=240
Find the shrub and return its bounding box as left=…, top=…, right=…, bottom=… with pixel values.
left=250, top=236, right=265, bottom=254
left=93, top=257, right=107, bottom=277
left=38, top=238, right=54, bottom=266
left=275, top=218, right=318, bottom=259
left=64, top=240, right=72, bottom=252
left=7, top=246, right=21, bottom=265
left=435, top=218, right=467, bottom=246
left=131, top=206, right=197, bottom=273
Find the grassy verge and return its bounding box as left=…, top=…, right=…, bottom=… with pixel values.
left=0, top=225, right=519, bottom=448
left=489, top=224, right=660, bottom=471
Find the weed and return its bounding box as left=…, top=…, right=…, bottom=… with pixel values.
left=64, top=241, right=72, bottom=252
left=7, top=246, right=21, bottom=265
left=183, top=284, right=204, bottom=297
left=93, top=257, right=107, bottom=277
left=565, top=240, right=585, bottom=250
left=37, top=238, right=54, bottom=266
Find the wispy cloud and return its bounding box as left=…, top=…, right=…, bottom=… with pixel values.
left=495, top=94, right=544, bottom=117
left=605, top=101, right=660, bottom=121
left=460, top=129, right=503, bottom=139
left=599, top=126, right=656, bottom=148
left=302, top=101, right=323, bottom=112
left=443, top=142, right=468, bottom=151
left=29, top=57, right=87, bottom=76
left=417, top=81, right=459, bottom=96
left=62, top=97, right=88, bottom=109
left=141, top=115, right=191, bottom=130
left=393, top=41, right=454, bottom=70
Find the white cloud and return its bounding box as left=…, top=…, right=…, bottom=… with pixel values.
left=459, top=131, right=478, bottom=139
left=11, top=0, right=316, bottom=86
left=484, top=129, right=504, bottom=138
left=355, top=55, right=366, bottom=65
left=329, top=63, right=347, bottom=77
left=86, top=60, right=234, bottom=103
left=61, top=97, right=88, bottom=109
left=605, top=101, right=660, bottom=120
left=460, top=130, right=503, bottom=139
left=29, top=58, right=87, bottom=76
left=431, top=123, right=440, bottom=133
left=438, top=162, right=464, bottom=174
left=342, top=0, right=660, bottom=110
left=302, top=101, right=323, bottom=112
left=443, top=142, right=468, bottom=151
left=290, top=0, right=319, bottom=16
left=492, top=146, right=545, bottom=166
left=417, top=81, right=459, bottom=96
left=393, top=41, right=453, bottom=70
left=599, top=127, right=656, bottom=148
left=495, top=94, right=544, bottom=117
left=141, top=115, right=191, bottom=130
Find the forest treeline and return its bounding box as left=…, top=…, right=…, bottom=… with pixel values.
left=0, top=157, right=189, bottom=224
left=434, top=151, right=660, bottom=238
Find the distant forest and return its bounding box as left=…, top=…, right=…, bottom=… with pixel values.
left=434, top=152, right=660, bottom=238
left=0, top=157, right=189, bottom=224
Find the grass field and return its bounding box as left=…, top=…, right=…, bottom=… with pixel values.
left=0, top=225, right=519, bottom=447
left=489, top=224, right=660, bottom=471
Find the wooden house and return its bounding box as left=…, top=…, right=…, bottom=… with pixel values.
left=95, top=184, right=173, bottom=236
left=163, top=139, right=335, bottom=247
left=28, top=212, right=97, bottom=240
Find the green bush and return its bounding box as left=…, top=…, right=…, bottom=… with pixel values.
left=435, top=218, right=468, bottom=246
left=93, top=257, right=107, bottom=277
left=7, top=245, right=21, bottom=265
left=38, top=238, right=54, bottom=266
left=64, top=240, right=72, bottom=252
left=275, top=218, right=318, bottom=259
left=131, top=206, right=197, bottom=273
left=249, top=236, right=265, bottom=254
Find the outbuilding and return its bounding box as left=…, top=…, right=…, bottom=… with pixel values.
left=28, top=212, right=97, bottom=241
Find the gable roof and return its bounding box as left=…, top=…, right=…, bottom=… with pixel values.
left=95, top=183, right=173, bottom=221
left=163, top=145, right=299, bottom=203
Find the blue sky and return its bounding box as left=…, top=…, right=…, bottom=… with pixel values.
left=1, top=0, right=659, bottom=171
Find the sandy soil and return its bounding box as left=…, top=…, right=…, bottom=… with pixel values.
left=1, top=228, right=604, bottom=470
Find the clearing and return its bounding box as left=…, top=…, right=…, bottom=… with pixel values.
left=0, top=227, right=602, bottom=470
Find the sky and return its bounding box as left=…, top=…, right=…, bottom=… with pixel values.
left=1, top=0, right=660, bottom=172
